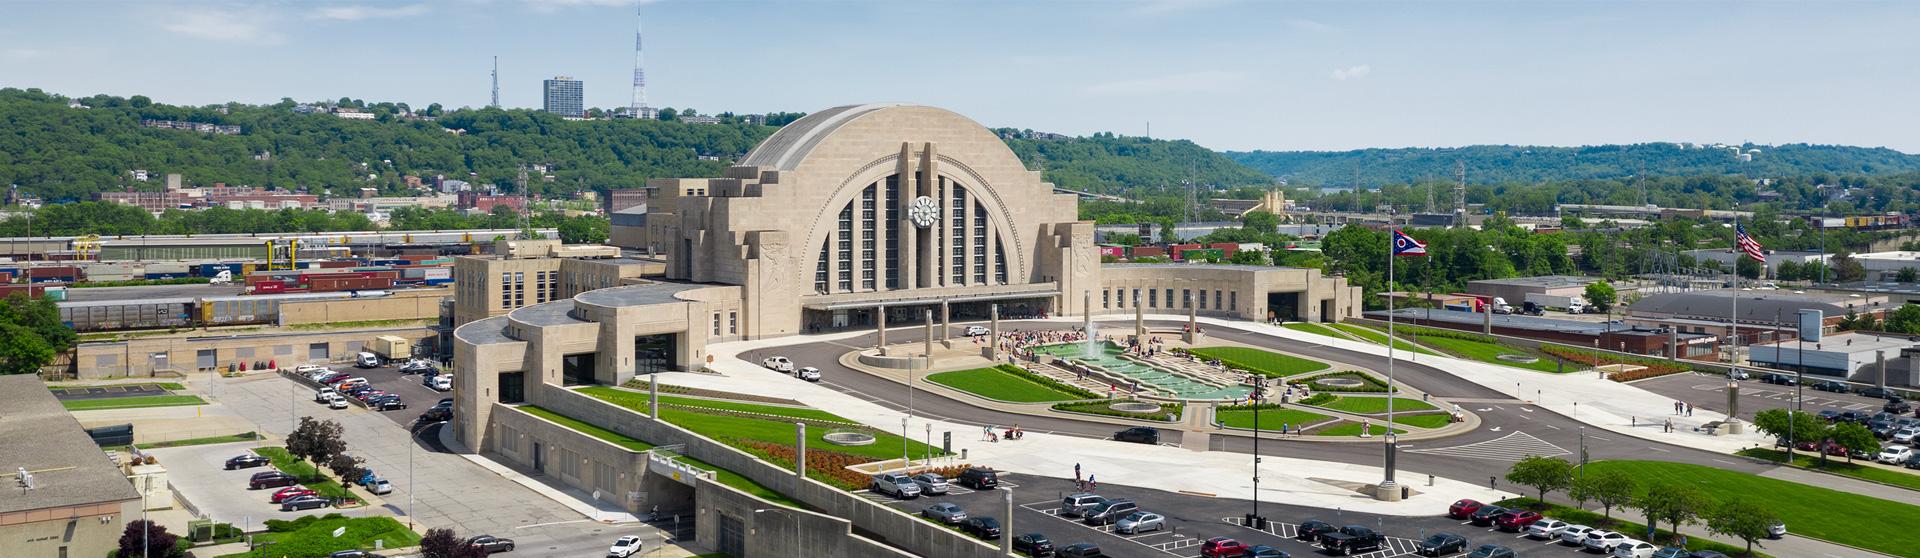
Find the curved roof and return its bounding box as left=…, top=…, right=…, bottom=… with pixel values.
left=738, top=103, right=914, bottom=171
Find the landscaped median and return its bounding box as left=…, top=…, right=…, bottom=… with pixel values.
left=1184, top=346, right=1329, bottom=377
left=1327, top=323, right=1438, bottom=355
left=213, top=513, right=418, bottom=558
left=926, top=364, right=1099, bottom=403
left=514, top=405, right=800, bottom=506
left=1214, top=404, right=1333, bottom=430
left=254, top=447, right=360, bottom=504
left=61, top=394, right=206, bottom=411
left=1281, top=322, right=1343, bottom=337
left=1050, top=398, right=1183, bottom=422
left=1364, top=323, right=1570, bottom=373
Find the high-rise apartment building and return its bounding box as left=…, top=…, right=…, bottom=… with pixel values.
left=542, top=76, right=584, bottom=117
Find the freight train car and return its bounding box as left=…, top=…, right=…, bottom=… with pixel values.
left=60, top=298, right=197, bottom=332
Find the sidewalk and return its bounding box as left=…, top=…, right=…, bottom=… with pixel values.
left=678, top=336, right=1517, bottom=516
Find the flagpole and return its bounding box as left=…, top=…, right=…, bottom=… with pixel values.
left=1731, top=220, right=1741, bottom=379
left=1382, top=220, right=1399, bottom=498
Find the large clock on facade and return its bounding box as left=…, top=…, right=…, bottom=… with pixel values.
left=908, top=196, right=940, bottom=228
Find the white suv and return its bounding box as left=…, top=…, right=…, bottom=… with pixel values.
left=795, top=367, right=822, bottom=382
left=964, top=325, right=990, bottom=336
left=1582, top=530, right=1626, bottom=553
left=1558, top=525, right=1594, bottom=546
left=763, top=356, right=793, bottom=372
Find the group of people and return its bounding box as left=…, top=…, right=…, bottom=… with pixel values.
left=982, top=424, right=1025, bottom=442
left=1073, top=463, right=1097, bottom=492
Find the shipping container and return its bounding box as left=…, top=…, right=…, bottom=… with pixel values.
left=1131, top=246, right=1167, bottom=258
left=0, top=284, right=49, bottom=298
left=1178, top=248, right=1225, bottom=261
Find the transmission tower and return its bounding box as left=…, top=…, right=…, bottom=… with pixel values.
left=1424, top=177, right=1436, bottom=214
left=628, top=3, right=650, bottom=118
left=490, top=56, right=500, bottom=108
left=1452, top=160, right=1467, bottom=227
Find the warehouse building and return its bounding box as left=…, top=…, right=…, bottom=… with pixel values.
left=0, top=376, right=143, bottom=558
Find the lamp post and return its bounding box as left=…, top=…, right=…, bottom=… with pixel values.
left=754, top=508, right=798, bottom=556
left=408, top=420, right=447, bottom=529
left=1248, top=377, right=1266, bottom=530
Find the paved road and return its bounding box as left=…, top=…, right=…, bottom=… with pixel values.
left=1634, top=372, right=1901, bottom=422
left=745, top=319, right=1774, bottom=489
left=213, top=373, right=668, bottom=557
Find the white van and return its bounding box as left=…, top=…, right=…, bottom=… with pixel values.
left=355, top=351, right=381, bottom=368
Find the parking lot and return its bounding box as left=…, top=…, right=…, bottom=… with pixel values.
left=147, top=441, right=376, bottom=527
left=1635, top=372, right=1908, bottom=422
left=295, top=362, right=450, bottom=427
left=853, top=472, right=1665, bottom=558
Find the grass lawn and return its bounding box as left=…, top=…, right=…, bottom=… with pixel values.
left=1390, top=413, right=1456, bottom=429
left=927, top=366, right=1092, bottom=403
left=1581, top=460, right=1920, bottom=556
left=1188, top=347, right=1329, bottom=377
left=134, top=431, right=258, bottom=449
left=580, top=386, right=851, bottom=422
left=1282, top=322, right=1342, bottom=337
left=253, top=447, right=355, bottom=501
left=1736, top=448, right=1920, bottom=492
left=1328, top=323, right=1438, bottom=355
left=1216, top=407, right=1332, bottom=430
left=62, top=394, right=205, bottom=411
left=1312, top=422, right=1406, bottom=437
left=582, top=387, right=946, bottom=461
left=219, top=514, right=419, bottom=558
left=515, top=406, right=799, bottom=507
left=1312, top=396, right=1438, bottom=414
left=1413, top=335, right=1567, bottom=373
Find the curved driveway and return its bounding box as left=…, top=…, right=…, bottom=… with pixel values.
left=742, top=319, right=1770, bottom=485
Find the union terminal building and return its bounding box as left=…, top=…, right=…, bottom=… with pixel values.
left=452, top=104, right=1360, bottom=450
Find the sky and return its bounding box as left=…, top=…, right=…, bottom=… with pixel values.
left=2, top=0, right=1917, bottom=153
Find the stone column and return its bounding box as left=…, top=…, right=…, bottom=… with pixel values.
left=1185, top=297, right=1201, bottom=343
left=1878, top=352, right=1889, bottom=389
left=1483, top=306, right=1493, bottom=336
left=940, top=301, right=953, bottom=349
left=1134, top=290, right=1146, bottom=339
left=987, top=304, right=1000, bottom=360
left=1724, top=380, right=1744, bottom=434
left=924, top=309, right=936, bottom=369
left=876, top=306, right=889, bottom=356
left=1083, top=291, right=1092, bottom=332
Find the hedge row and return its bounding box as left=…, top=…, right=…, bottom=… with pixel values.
left=1290, top=371, right=1390, bottom=393
left=996, top=364, right=1102, bottom=399
left=1050, top=399, right=1183, bottom=422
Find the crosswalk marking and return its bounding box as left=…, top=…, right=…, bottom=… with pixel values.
left=1405, top=431, right=1570, bottom=461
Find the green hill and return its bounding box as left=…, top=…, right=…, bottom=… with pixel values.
left=1227, top=143, right=1920, bottom=186
left=997, top=129, right=1275, bottom=195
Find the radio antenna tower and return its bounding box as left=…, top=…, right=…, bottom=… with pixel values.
left=490, top=56, right=500, bottom=108
left=1452, top=160, right=1467, bottom=227
left=628, top=3, right=650, bottom=119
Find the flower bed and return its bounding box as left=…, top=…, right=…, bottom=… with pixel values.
left=1290, top=371, right=1389, bottom=393
left=1539, top=345, right=1694, bottom=382
left=1050, top=399, right=1183, bottom=422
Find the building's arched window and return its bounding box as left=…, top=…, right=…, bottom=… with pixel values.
left=860, top=184, right=876, bottom=290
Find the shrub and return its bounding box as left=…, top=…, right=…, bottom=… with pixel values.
left=733, top=438, right=875, bottom=491
left=1298, top=393, right=1336, bottom=406
left=1539, top=345, right=1694, bottom=382
left=1290, top=371, right=1389, bottom=392
left=1050, top=399, right=1183, bottom=421
left=993, top=364, right=1101, bottom=399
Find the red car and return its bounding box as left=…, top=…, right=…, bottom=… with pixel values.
left=1494, top=510, right=1542, bottom=531
left=1200, top=536, right=1248, bottom=558
left=270, top=486, right=317, bottom=503
left=1448, top=499, right=1483, bottom=519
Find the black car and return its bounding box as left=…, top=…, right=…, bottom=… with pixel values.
left=249, top=471, right=298, bottom=489
left=1465, top=544, right=1517, bottom=558
left=1057, top=543, right=1104, bottom=558
left=467, top=535, right=515, bottom=553
left=372, top=398, right=408, bottom=411
left=1813, top=381, right=1851, bottom=393
left=1818, top=409, right=1842, bottom=421
left=1295, top=520, right=1338, bottom=540
left=399, top=361, right=435, bottom=374
left=419, top=407, right=453, bottom=422
left=1690, top=552, right=1731, bottom=558
left=1113, top=427, right=1159, bottom=444
left=1012, top=533, right=1055, bottom=557
left=1469, top=505, right=1508, bottom=526
left=1760, top=373, right=1796, bottom=386
left=1886, top=399, right=1913, bottom=414
left=1905, top=453, right=1920, bottom=469
left=962, top=516, right=1002, bottom=539
left=956, top=467, right=999, bottom=489
left=1837, top=410, right=1872, bottom=424
left=225, top=454, right=271, bottom=470
left=1860, top=387, right=1891, bottom=399
left=280, top=495, right=329, bottom=511
left=1416, top=533, right=1469, bottom=556
left=1246, top=545, right=1288, bottom=558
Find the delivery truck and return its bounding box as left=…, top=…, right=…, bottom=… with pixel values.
left=358, top=335, right=413, bottom=367
left=1524, top=293, right=1590, bottom=314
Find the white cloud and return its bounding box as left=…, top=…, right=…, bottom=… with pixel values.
left=1330, top=65, right=1371, bottom=81
left=1085, top=70, right=1248, bottom=96
left=162, top=8, right=284, bottom=45
left=314, top=4, right=431, bottom=21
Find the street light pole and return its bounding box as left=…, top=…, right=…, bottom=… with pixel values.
left=1249, top=377, right=1264, bottom=529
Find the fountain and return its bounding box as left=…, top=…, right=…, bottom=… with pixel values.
left=1034, top=341, right=1252, bottom=400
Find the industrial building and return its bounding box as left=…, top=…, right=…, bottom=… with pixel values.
left=1467, top=275, right=1603, bottom=305
left=0, top=228, right=553, bottom=262
left=1747, top=331, right=1920, bottom=382
left=0, top=376, right=143, bottom=558
left=1364, top=307, right=1717, bottom=359
left=1682, top=248, right=1828, bottom=276
left=1627, top=290, right=1892, bottom=332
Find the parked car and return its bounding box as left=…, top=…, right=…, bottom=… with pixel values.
left=225, top=454, right=271, bottom=470
left=1058, top=543, right=1104, bottom=558
left=420, top=406, right=453, bottom=422
left=1295, top=520, right=1337, bottom=540
left=1768, top=521, right=1787, bottom=538
left=314, top=387, right=338, bottom=403
left=1905, top=453, right=1920, bottom=469
left=328, top=551, right=382, bottom=558
left=1415, top=533, right=1468, bottom=556
left=964, top=325, right=990, bottom=336
left=607, top=535, right=643, bottom=558
left=1611, top=539, right=1657, bottom=558
left=1012, top=533, right=1055, bottom=557
left=1582, top=530, right=1627, bottom=552
left=1320, top=525, right=1385, bottom=555
left=1494, top=510, right=1542, bottom=531
left=871, top=473, right=921, bottom=499
left=795, top=367, right=822, bottom=382
left=1759, top=373, right=1796, bottom=386
left=1878, top=445, right=1913, bottom=464
left=270, top=486, right=317, bottom=503
left=1113, top=427, right=1159, bottom=444
left=1860, top=386, right=1891, bottom=399
left=1894, top=427, right=1920, bottom=444
left=1558, top=525, right=1595, bottom=546
left=961, top=516, right=1002, bottom=539
left=368, top=479, right=393, bottom=495
left=1526, top=518, right=1571, bottom=539
left=910, top=473, right=951, bottom=495
left=1837, top=410, right=1872, bottom=423
left=1082, top=498, right=1137, bottom=526
left=762, top=356, right=793, bottom=372
left=1466, top=545, right=1517, bottom=558
left=1690, top=552, right=1731, bottom=558
left=956, top=467, right=999, bottom=489
left=399, top=360, right=436, bottom=374
left=428, top=375, right=452, bottom=391
left=1887, top=399, right=1914, bottom=414
left=1199, top=536, right=1249, bottom=558
left=372, top=398, right=408, bottom=411
left=467, top=535, right=515, bottom=553
left=922, top=502, right=968, bottom=524
left=1114, top=511, right=1164, bottom=534
left=1817, top=409, right=1842, bottom=421
left=1469, top=505, right=1508, bottom=526
left=1245, top=545, right=1288, bottom=558
left=280, top=495, right=329, bottom=511
left=249, top=471, right=298, bottom=489
left=328, top=395, right=350, bottom=409
left=1650, top=547, right=1691, bottom=558
left=1447, top=499, right=1483, bottom=519
left=1059, top=493, right=1105, bottom=517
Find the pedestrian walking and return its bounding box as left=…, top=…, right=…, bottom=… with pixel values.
left=982, top=425, right=992, bottom=441
left=1074, top=463, right=1081, bottom=483
left=1088, top=475, right=1097, bottom=491
left=1282, top=422, right=1290, bottom=436
left=1686, top=403, right=1694, bottom=416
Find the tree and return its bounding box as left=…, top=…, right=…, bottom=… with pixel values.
left=117, top=519, right=183, bottom=558
left=1776, top=260, right=1803, bottom=282
left=1634, top=482, right=1711, bottom=543
left=328, top=453, right=367, bottom=488
left=1227, top=249, right=1268, bottom=265
left=1751, top=409, right=1828, bottom=453
left=1735, top=256, right=1762, bottom=280
left=0, top=293, right=70, bottom=375
left=1705, top=498, right=1780, bottom=556
left=1505, top=455, right=1574, bottom=505
left=0, top=322, right=54, bottom=375
left=285, top=417, right=347, bottom=479
left=1901, top=267, right=1919, bottom=283
left=1241, top=211, right=1278, bottom=234
left=1886, top=304, right=1920, bottom=335
left=1569, top=468, right=1636, bottom=519
left=1583, top=282, right=1618, bottom=313
left=1829, top=422, right=1879, bottom=463
left=421, top=528, right=464, bottom=558
left=557, top=215, right=609, bottom=244
left=1560, top=215, right=1586, bottom=229
left=1830, top=252, right=1866, bottom=283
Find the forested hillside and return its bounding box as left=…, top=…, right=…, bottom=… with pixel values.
left=997, top=129, right=1275, bottom=195
left=1227, top=143, right=1920, bottom=186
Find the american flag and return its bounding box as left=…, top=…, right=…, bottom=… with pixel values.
left=1735, top=223, right=1766, bottom=263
